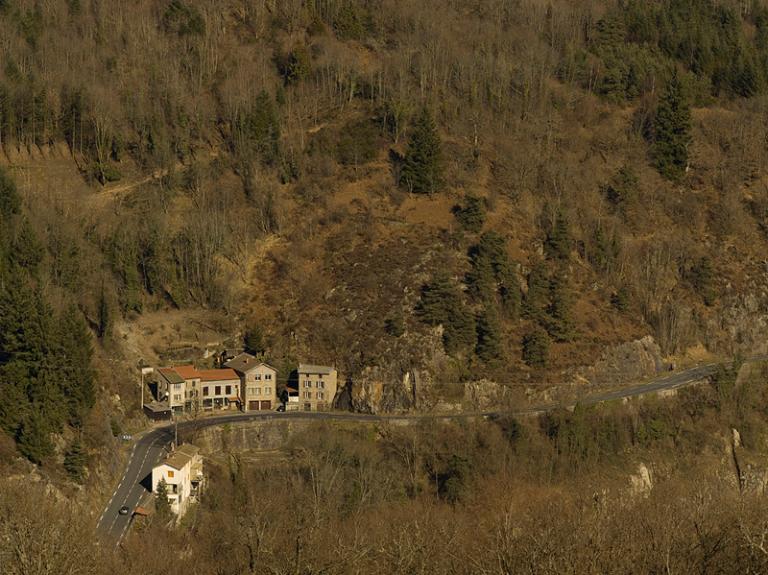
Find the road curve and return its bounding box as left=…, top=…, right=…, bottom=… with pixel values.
left=96, top=357, right=745, bottom=544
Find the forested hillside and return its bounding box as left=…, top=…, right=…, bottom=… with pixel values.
left=4, top=0, right=768, bottom=466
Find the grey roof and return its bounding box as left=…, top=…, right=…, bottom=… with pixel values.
left=164, top=444, right=199, bottom=470
left=225, top=353, right=276, bottom=375
left=298, top=363, right=335, bottom=375
left=143, top=400, right=171, bottom=413
left=158, top=368, right=184, bottom=385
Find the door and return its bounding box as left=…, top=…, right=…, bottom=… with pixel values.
left=248, top=400, right=259, bottom=411
left=260, top=400, right=271, bottom=410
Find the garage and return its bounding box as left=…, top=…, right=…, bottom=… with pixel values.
left=248, top=400, right=259, bottom=411
left=260, top=400, right=271, bottom=410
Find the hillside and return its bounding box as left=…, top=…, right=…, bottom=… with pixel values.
left=4, top=0, right=768, bottom=468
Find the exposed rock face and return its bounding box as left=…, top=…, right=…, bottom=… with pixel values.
left=336, top=329, right=447, bottom=414
left=579, top=336, right=665, bottom=385
left=629, top=463, right=653, bottom=498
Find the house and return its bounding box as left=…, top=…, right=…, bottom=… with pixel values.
left=225, top=353, right=278, bottom=411
left=155, top=365, right=240, bottom=413
left=157, top=367, right=187, bottom=413
left=151, top=444, right=203, bottom=518
left=295, top=363, right=338, bottom=411
left=198, top=368, right=241, bottom=411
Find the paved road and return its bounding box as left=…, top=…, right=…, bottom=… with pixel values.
left=96, top=357, right=746, bottom=544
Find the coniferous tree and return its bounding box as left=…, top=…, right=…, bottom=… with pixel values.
left=652, top=73, right=691, bottom=180
left=547, top=275, right=575, bottom=342
left=64, top=439, right=87, bottom=482
left=522, top=328, right=550, bottom=368
left=243, top=324, right=266, bottom=356
left=156, top=478, right=172, bottom=518
left=97, top=285, right=111, bottom=340
left=522, top=262, right=549, bottom=323
left=476, top=307, right=502, bottom=362
left=16, top=409, right=53, bottom=464
left=58, top=306, right=95, bottom=426
left=0, top=167, right=20, bottom=219
left=453, top=195, right=486, bottom=233
left=545, top=211, right=571, bottom=261
left=417, top=275, right=476, bottom=354
left=400, top=107, right=443, bottom=195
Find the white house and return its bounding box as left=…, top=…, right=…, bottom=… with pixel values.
left=152, top=444, right=203, bottom=518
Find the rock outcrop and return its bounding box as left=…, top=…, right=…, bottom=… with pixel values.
left=579, top=335, right=666, bottom=385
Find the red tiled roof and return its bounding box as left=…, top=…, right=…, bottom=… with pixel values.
left=197, top=368, right=240, bottom=382
left=173, top=365, right=200, bottom=380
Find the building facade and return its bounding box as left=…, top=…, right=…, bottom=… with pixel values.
left=198, top=369, right=241, bottom=411
left=296, top=363, right=337, bottom=411
left=225, top=353, right=278, bottom=411
left=151, top=444, right=203, bottom=518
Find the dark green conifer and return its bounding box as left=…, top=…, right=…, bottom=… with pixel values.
left=522, top=262, right=549, bottom=323
left=453, top=195, right=486, bottom=233
left=652, top=73, right=691, bottom=180
left=64, top=439, right=87, bottom=482
left=476, top=307, right=502, bottom=362
left=545, top=211, right=571, bottom=261
left=400, top=107, right=443, bottom=195
left=547, top=275, right=575, bottom=342
left=522, top=328, right=550, bottom=368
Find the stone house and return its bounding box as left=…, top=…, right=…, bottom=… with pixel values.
left=225, top=352, right=278, bottom=411
left=295, top=363, right=337, bottom=411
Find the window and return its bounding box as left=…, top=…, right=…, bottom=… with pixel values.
left=203, top=387, right=209, bottom=397
left=264, top=387, right=271, bottom=395
left=215, top=386, right=221, bottom=395
left=255, top=387, right=261, bottom=396
left=265, top=374, right=272, bottom=380
left=317, top=381, right=325, bottom=389
left=225, top=385, right=232, bottom=395
left=319, top=374, right=323, bottom=379
left=254, top=374, right=262, bottom=381
left=174, top=383, right=182, bottom=390
left=318, top=391, right=325, bottom=400
left=168, top=470, right=175, bottom=478
left=304, top=380, right=311, bottom=388
left=173, top=394, right=182, bottom=402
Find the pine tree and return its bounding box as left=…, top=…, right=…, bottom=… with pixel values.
left=11, top=218, right=44, bottom=271
left=453, top=195, right=485, bottom=233
left=547, top=275, right=575, bottom=342
left=97, top=285, right=111, bottom=340
left=545, top=211, right=571, bottom=261
left=64, top=439, right=87, bottom=482
left=522, top=262, right=549, bottom=323
left=57, top=306, right=95, bottom=426
left=476, top=307, right=502, bottom=362
left=156, top=477, right=172, bottom=518
left=652, top=73, right=692, bottom=180
left=16, top=409, right=53, bottom=464
left=417, top=275, right=476, bottom=354
left=243, top=324, right=265, bottom=356
left=0, top=167, right=20, bottom=220
left=522, top=328, right=550, bottom=368
left=400, top=107, right=443, bottom=195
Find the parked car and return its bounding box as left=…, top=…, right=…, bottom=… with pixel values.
left=118, top=506, right=130, bottom=515
left=276, top=404, right=286, bottom=412
left=120, top=434, right=132, bottom=441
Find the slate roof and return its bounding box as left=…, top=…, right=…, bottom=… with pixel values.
left=225, top=353, right=276, bottom=375
left=298, top=363, right=335, bottom=375
left=164, top=444, right=200, bottom=471
left=158, top=368, right=184, bottom=385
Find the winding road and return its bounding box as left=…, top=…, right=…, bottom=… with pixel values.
left=96, top=358, right=747, bottom=544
